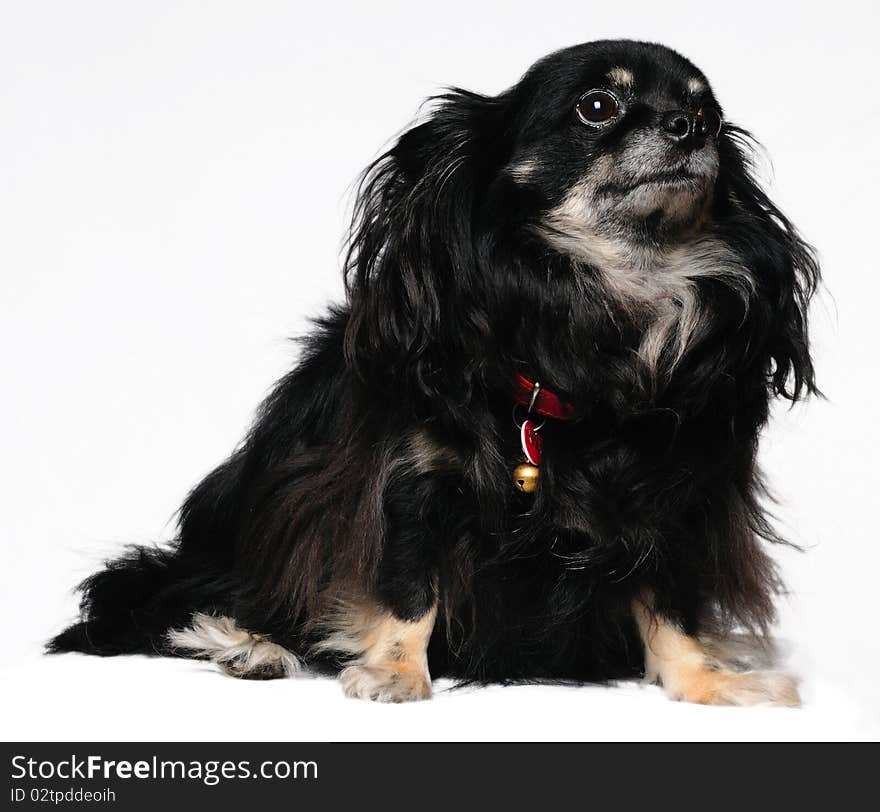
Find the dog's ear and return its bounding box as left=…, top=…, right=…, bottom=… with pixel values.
left=718, top=128, right=821, bottom=401
left=343, top=90, right=507, bottom=402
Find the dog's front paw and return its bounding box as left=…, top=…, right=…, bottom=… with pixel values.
left=339, top=664, right=432, bottom=703
left=670, top=668, right=800, bottom=707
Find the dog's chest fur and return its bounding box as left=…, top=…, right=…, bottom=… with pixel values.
left=594, top=236, right=754, bottom=374
left=540, top=212, right=754, bottom=375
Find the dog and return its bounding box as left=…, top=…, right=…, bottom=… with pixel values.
left=50, top=40, right=818, bottom=706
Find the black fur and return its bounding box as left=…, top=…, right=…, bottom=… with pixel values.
left=49, top=40, right=818, bottom=686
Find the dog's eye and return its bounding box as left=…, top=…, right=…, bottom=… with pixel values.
left=697, top=107, right=723, bottom=137
left=575, top=90, right=620, bottom=126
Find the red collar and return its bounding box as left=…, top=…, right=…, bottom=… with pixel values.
left=512, top=374, right=576, bottom=421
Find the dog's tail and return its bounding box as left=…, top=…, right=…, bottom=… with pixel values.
left=47, top=545, right=231, bottom=657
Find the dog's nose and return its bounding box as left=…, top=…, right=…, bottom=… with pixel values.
left=661, top=111, right=702, bottom=148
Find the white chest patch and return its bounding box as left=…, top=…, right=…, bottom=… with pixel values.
left=537, top=211, right=754, bottom=374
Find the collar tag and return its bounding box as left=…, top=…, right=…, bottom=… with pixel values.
left=520, top=419, right=543, bottom=465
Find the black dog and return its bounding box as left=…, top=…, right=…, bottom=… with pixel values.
left=50, top=40, right=818, bottom=705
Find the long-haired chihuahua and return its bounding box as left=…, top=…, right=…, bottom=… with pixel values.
left=50, top=40, right=818, bottom=706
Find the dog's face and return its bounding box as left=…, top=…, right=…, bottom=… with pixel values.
left=504, top=41, right=725, bottom=254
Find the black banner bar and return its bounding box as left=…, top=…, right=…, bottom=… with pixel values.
left=0, top=742, right=869, bottom=808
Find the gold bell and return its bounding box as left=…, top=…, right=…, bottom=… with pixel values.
left=513, top=463, right=540, bottom=494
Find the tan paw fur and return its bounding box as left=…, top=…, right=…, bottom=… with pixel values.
left=339, top=664, right=432, bottom=703
left=666, top=667, right=800, bottom=707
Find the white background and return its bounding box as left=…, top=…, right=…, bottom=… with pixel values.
left=2, top=1, right=878, bottom=741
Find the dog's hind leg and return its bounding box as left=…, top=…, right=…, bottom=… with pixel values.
left=632, top=592, right=800, bottom=707
left=167, top=614, right=302, bottom=680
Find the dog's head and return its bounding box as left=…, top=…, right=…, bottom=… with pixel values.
left=506, top=41, right=723, bottom=257
left=344, top=40, right=818, bottom=404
